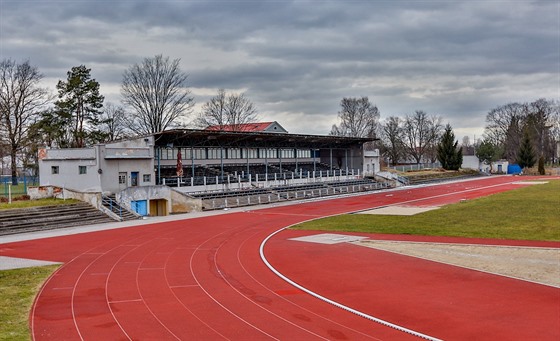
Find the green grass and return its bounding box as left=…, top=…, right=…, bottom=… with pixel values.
left=0, top=183, right=28, bottom=197
left=293, top=180, right=560, bottom=241
left=0, top=198, right=79, bottom=210
left=0, top=265, right=59, bottom=341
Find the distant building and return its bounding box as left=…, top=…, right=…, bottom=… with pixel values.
left=205, top=121, right=288, bottom=133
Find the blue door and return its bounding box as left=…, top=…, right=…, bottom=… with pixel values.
left=131, top=200, right=147, bottom=216
left=131, top=172, right=139, bottom=186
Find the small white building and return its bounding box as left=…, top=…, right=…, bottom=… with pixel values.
left=38, top=136, right=155, bottom=193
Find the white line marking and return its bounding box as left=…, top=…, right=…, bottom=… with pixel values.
left=260, top=227, right=443, bottom=341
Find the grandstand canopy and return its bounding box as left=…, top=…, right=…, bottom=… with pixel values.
left=152, top=129, right=377, bottom=149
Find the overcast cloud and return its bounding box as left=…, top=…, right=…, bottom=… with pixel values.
left=1, top=0, right=558, bottom=138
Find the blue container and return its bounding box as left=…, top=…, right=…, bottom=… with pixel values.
left=507, top=164, right=522, bottom=175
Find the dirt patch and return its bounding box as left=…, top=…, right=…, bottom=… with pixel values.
left=356, top=240, right=560, bottom=287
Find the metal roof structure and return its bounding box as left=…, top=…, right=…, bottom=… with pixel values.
left=205, top=121, right=286, bottom=133
left=152, top=129, right=377, bottom=149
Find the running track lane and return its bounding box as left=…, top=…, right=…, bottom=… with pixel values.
left=0, top=175, right=558, bottom=340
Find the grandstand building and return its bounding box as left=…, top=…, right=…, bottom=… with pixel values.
left=38, top=127, right=382, bottom=216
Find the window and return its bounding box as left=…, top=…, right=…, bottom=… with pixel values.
left=51, top=166, right=59, bottom=174
left=280, top=149, right=294, bottom=158
left=244, top=148, right=258, bottom=159
left=297, top=149, right=311, bottom=158
left=118, top=173, right=126, bottom=184
left=79, top=166, right=87, bottom=174
left=143, top=174, right=151, bottom=182
left=229, top=148, right=241, bottom=159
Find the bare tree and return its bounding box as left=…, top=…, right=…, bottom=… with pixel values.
left=0, top=59, right=50, bottom=184
left=194, top=89, right=258, bottom=130
left=484, top=99, right=558, bottom=163
left=330, top=97, right=380, bottom=138
left=401, top=110, right=443, bottom=164
left=484, top=102, right=525, bottom=147
left=121, top=55, right=194, bottom=134
left=380, top=116, right=405, bottom=166
left=525, top=98, right=557, bottom=161
left=99, top=102, right=129, bottom=141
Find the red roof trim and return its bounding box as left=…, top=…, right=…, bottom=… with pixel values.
left=205, top=122, right=274, bottom=132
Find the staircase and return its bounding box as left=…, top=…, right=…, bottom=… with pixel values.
left=101, top=195, right=140, bottom=221
left=0, top=202, right=116, bottom=236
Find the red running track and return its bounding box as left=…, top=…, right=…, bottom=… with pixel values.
left=0, top=175, right=558, bottom=340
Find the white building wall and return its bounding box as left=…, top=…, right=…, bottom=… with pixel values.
left=363, top=149, right=380, bottom=177
left=461, top=155, right=480, bottom=170
left=38, top=136, right=155, bottom=194
left=38, top=148, right=101, bottom=191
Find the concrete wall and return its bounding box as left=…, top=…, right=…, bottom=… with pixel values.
left=38, top=137, right=155, bottom=195
left=462, top=155, right=480, bottom=170
left=38, top=148, right=101, bottom=192
left=28, top=185, right=102, bottom=208
left=118, top=185, right=202, bottom=215
left=98, top=136, right=155, bottom=194
left=362, top=150, right=380, bottom=177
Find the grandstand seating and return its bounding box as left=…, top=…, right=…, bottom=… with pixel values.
left=196, top=178, right=390, bottom=210
left=160, top=162, right=349, bottom=187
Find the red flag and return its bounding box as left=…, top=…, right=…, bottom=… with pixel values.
left=176, top=150, right=183, bottom=177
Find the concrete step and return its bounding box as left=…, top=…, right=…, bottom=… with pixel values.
left=0, top=202, right=117, bottom=236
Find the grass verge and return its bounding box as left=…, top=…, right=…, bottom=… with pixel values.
left=0, top=265, right=60, bottom=340
left=0, top=198, right=79, bottom=210
left=292, top=180, right=560, bottom=241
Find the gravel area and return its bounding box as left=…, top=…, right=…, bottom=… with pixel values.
left=356, top=240, right=560, bottom=287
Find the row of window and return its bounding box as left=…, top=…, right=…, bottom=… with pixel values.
left=52, top=166, right=151, bottom=185
left=158, top=148, right=312, bottom=160
left=52, top=165, right=88, bottom=175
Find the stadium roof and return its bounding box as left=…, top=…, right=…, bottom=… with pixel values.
left=205, top=122, right=283, bottom=132
left=152, top=129, right=377, bottom=149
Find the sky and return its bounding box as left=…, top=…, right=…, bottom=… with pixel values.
left=1, top=0, right=558, bottom=140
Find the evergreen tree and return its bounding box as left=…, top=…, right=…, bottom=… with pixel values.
left=516, top=129, right=536, bottom=169
left=54, top=65, right=105, bottom=148
left=475, top=139, right=500, bottom=172
left=437, top=124, right=462, bottom=170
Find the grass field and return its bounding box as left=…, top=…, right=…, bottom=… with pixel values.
left=292, top=180, right=560, bottom=241
left=0, top=198, right=79, bottom=210
left=0, top=265, right=59, bottom=341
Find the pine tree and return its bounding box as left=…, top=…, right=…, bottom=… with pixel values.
left=516, top=129, right=536, bottom=169
left=54, top=65, right=105, bottom=148
left=437, top=124, right=462, bottom=170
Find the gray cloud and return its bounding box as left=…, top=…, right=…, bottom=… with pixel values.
left=1, top=0, right=557, bottom=135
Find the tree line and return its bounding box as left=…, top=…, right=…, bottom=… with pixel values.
left=1, top=55, right=559, bottom=184
left=330, top=96, right=559, bottom=172
left=0, top=55, right=259, bottom=184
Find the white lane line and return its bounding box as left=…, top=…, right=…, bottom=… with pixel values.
left=260, top=227, right=443, bottom=341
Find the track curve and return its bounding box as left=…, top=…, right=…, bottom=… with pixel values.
left=0, top=175, right=558, bottom=340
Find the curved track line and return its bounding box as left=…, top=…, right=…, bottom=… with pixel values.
left=234, top=227, right=382, bottom=340
left=214, top=227, right=330, bottom=340
left=163, top=250, right=229, bottom=340
left=134, top=241, right=183, bottom=340
left=189, top=227, right=279, bottom=340
left=260, top=227, right=442, bottom=341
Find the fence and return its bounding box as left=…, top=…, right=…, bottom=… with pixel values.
left=1, top=176, right=39, bottom=198
left=390, top=163, right=441, bottom=172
